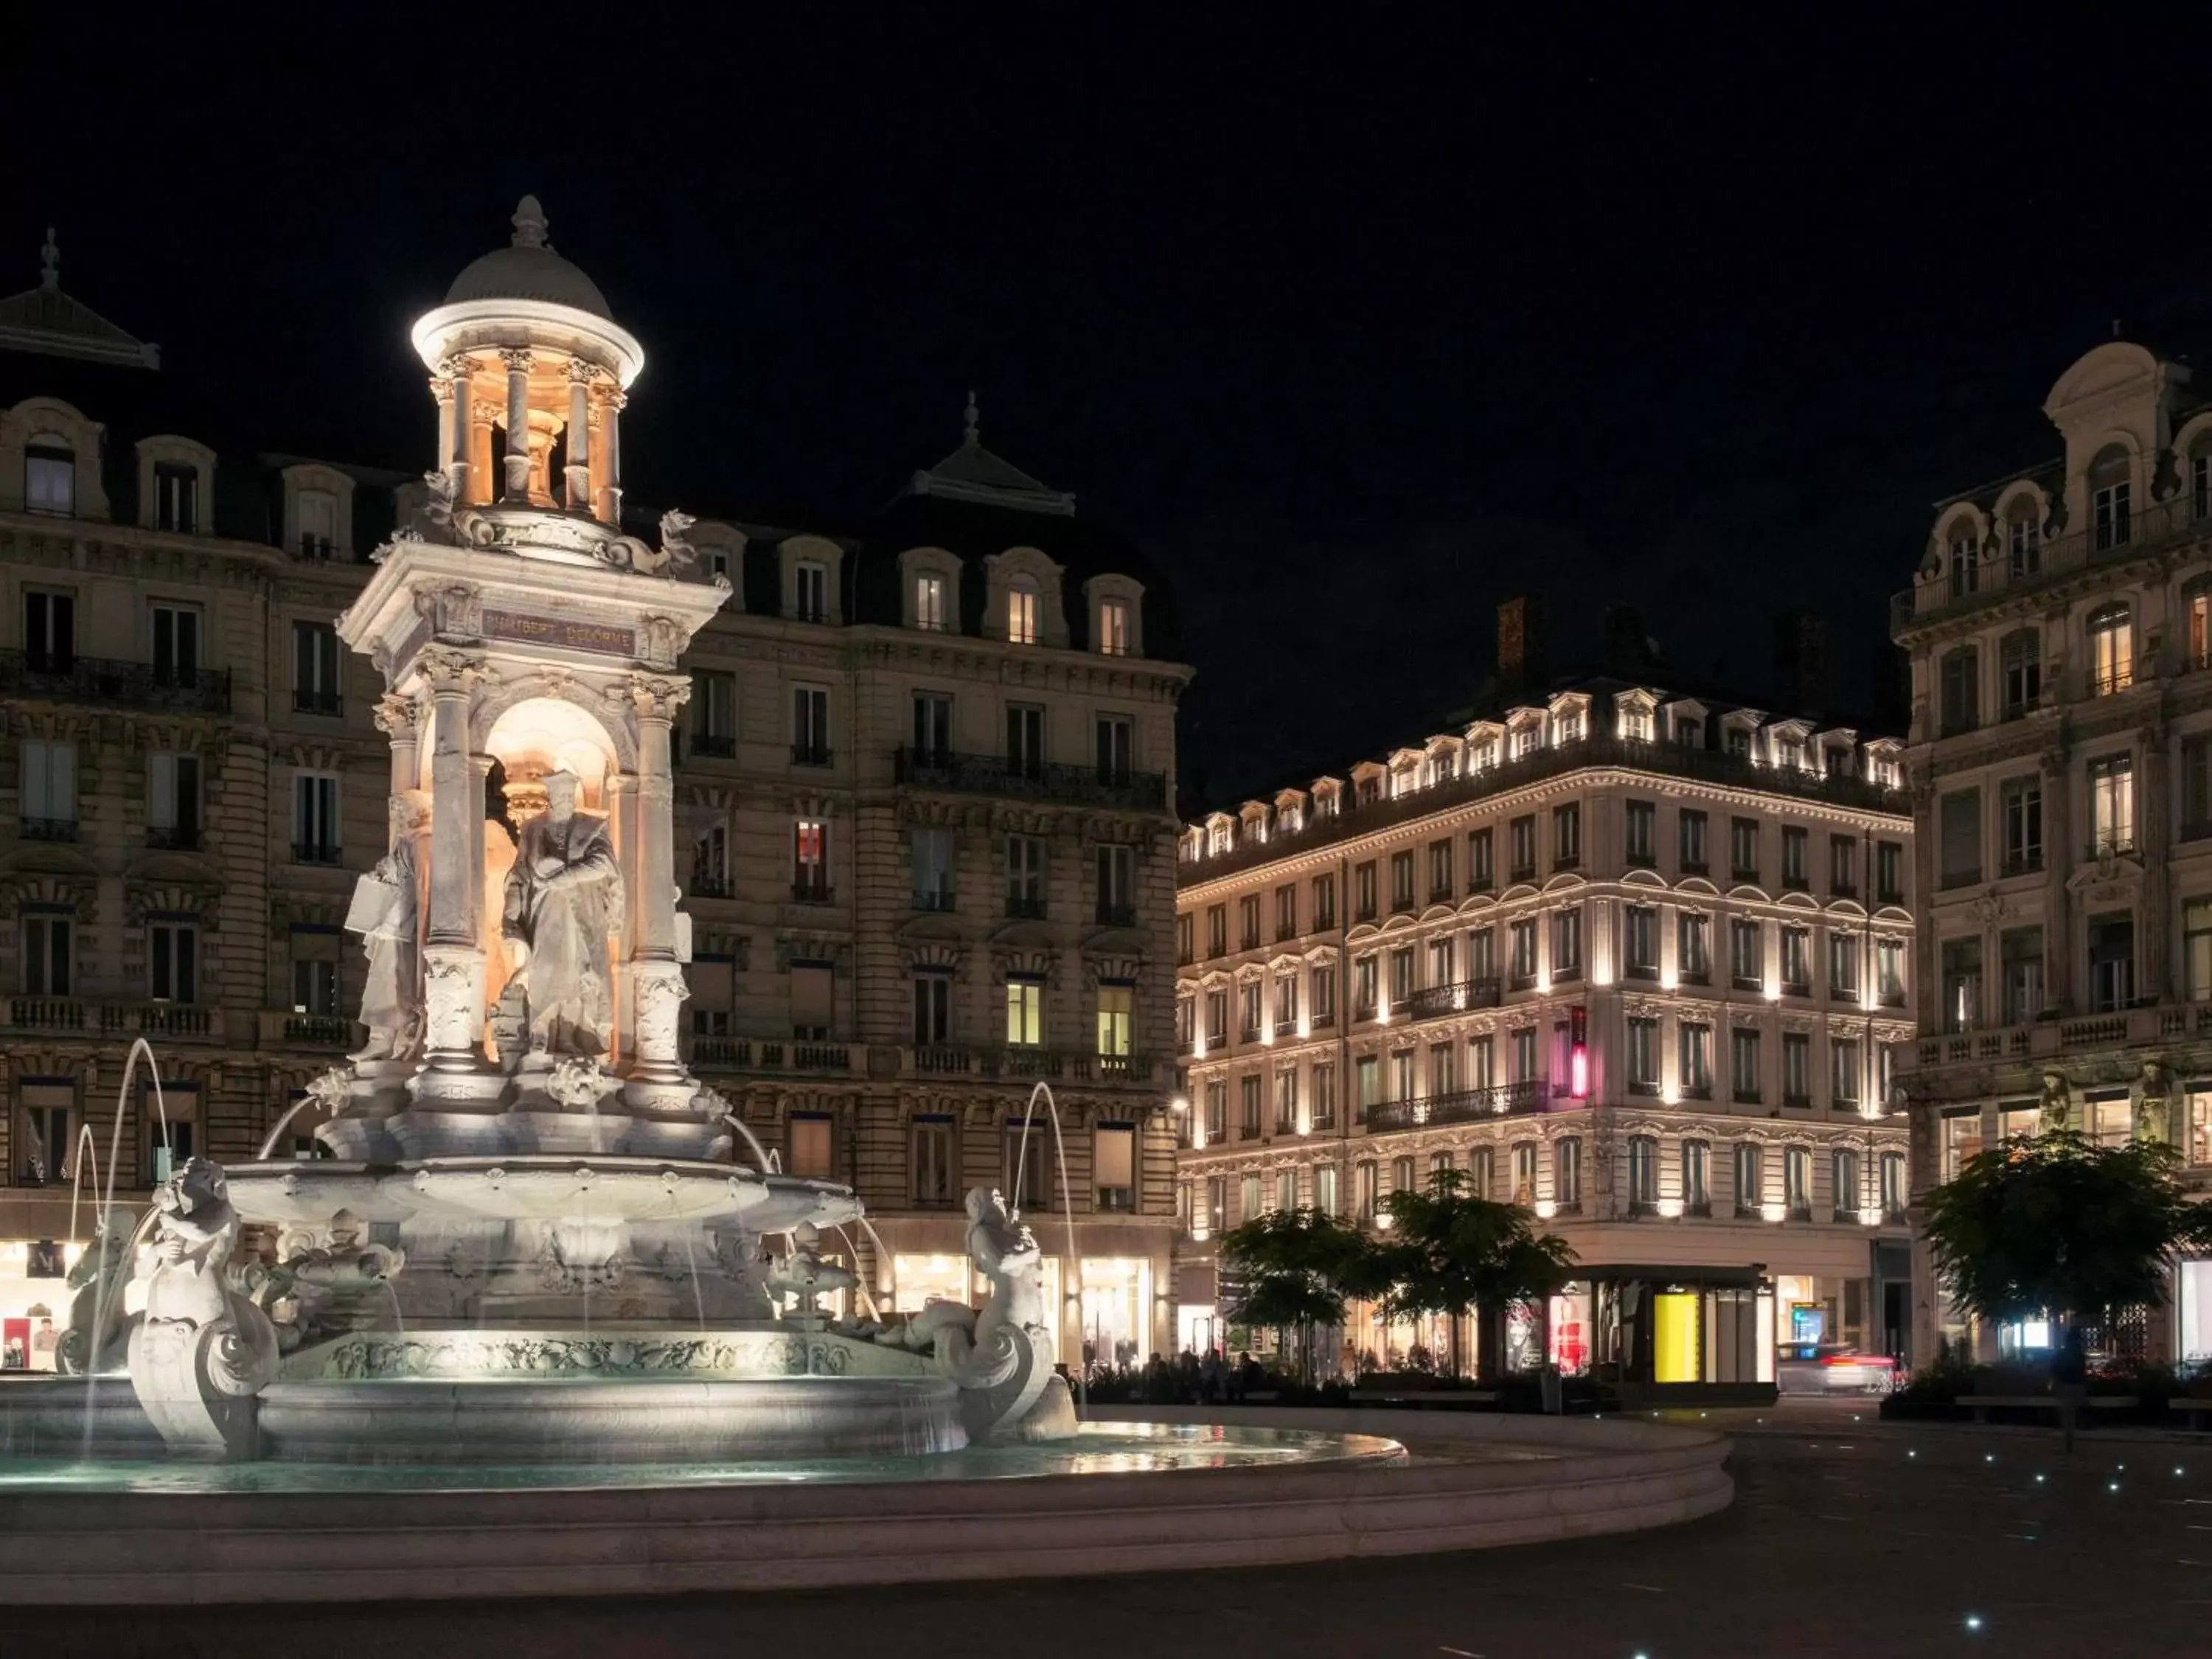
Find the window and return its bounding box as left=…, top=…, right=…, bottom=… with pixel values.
left=1876, top=841, right=1904, bottom=902
left=18, top=737, right=75, bottom=835
left=1551, top=906, right=1582, bottom=978
left=914, top=1117, right=955, bottom=1206
left=1098, top=598, right=1130, bottom=656
left=1733, top=1142, right=1764, bottom=1216
left=1881, top=1151, right=1907, bottom=1220
left=1679, top=1022, right=1713, bottom=1096
left=914, top=571, right=947, bottom=631
left=1729, top=818, right=1759, bottom=880
left=1627, top=1135, right=1658, bottom=1213
left=1313, top=1164, right=1339, bottom=1216
left=1275, top=1065, right=1299, bottom=1132
left=2001, top=776, right=2042, bottom=874
left=2088, top=603, right=2135, bottom=695
left=1240, top=1075, right=1263, bottom=1138
left=1006, top=835, right=1045, bottom=916
left=1466, top=925, right=1495, bottom=983
left=1947, top=524, right=1980, bottom=597
left=1726, top=724, right=1752, bottom=760
left=793, top=560, right=830, bottom=624
left=1822, top=838, right=1854, bottom=901
left=2092, top=459, right=2132, bottom=552
left=1784, top=1147, right=1812, bottom=1219
left=1089, top=983, right=1131, bottom=1058
left=1553, top=1138, right=1583, bottom=1211
left=1312, top=1063, right=1337, bottom=1130
left=148, top=919, right=198, bottom=1003
left=1310, top=962, right=1335, bottom=1024
left=1204, top=1082, right=1226, bottom=1141
left=1354, top=860, right=1377, bottom=921
left=911, top=692, right=952, bottom=763
left=1240, top=1172, right=1262, bottom=1223
left=1277, top=1168, right=1298, bottom=1212
left=1176, top=914, right=1194, bottom=967
left=2089, top=913, right=2135, bottom=1012
left=2190, top=901, right=2212, bottom=1004
left=1095, top=715, right=1133, bottom=786
left=1941, top=937, right=1982, bottom=1032
left=1938, top=646, right=1978, bottom=735
left=1509, top=919, right=1538, bottom=985
left=1624, top=906, right=1658, bottom=978
left=1678, top=912, right=1711, bottom=982
left=1732, top=1029, right=1761, bottom=1103
left=776, top=811, right=831, bottom=905
left=292, top=939, right=339, bottom=1015
left=1553, top=803, right=1581, bottom=869
left=1004, top=976, right=1044, bottom=1046
left=1206, top=903, right=1227, bottom=956
left=1468, top=1034, right=1495, bottom=1092
left=1426, top=936, right=1453, bottom=990
left=1828, top=931, right=1859, bottom=999
left=153, top=461, right=198, bottom=534
left=1624, top=800, right=1655, bottom=865
left=1939, top=788, right=1982, bottom=887
left=148, top=751, right=202, bottom=849
left=2089, top=754, right=2134, bottom=855
left=912, top=971, right=952, bottom=1045
left=1781, top=827, right=1808, bottom=889
left=2008, top=509, right=2042, bottom=577
left=25, top=441, right=73, bottom=515
left=1425, top=1041, right=1453, bottom=1098
left=911, top=827, right=955, bottom=910
left=687, top=669, right=735, bottom=754
left=1427, top=837, right=1453, bottom=900
left=150, top=602, right=201, bottom=689
left=1627, top=1016, right=1660, bottom=1093
left=1237, top=894, right=1261, bottom=952
left=791, top=686, right=832, bottom=765
left=2189, top=737, right=2212, bottom=841
left=1730, top=917, right=1762, bottom=989
left=1467, top=828, right=1494, bottom=891
left=1683, top=1140, right=1711, bottom=1214
left=21, top=909, right=70, bottom=997
left=1388, top=946, right=1414, bottom=1006
left=1265, top=883, right=1294, bottom=943
left=1782, top=1033, right=1810, bottom=1105
left=1388, top=850, right=1414, bottom=912
left=2002, top=927, right=2045, bottom=1024
left=1353, top=955, right=1378, bottom=1020
left=293, top=773, right=341, bottom=862
left=297, top=489, right=338, bottom=559
left=1006, top=577, right=1040, bottom=645
left=1510, top=1026, right=1539, bottom=1084
left=1831, top=1038, right=1863, bottom=1108
left=2001, top=630, right=2041, bottom=717
left=24, top=589, right=74, bottom=672
left=1312, top=873, right=1337, bottom=930
left=1677, top=716, right=1703, bottom=748
left=1511, top=1143, right=1538, bottom=1206
left=2194, top=586, right=2212, bottom=672
left=1780, top=926, right=1809, bottom=993
left=1509, top=815, right=1537, bottom=880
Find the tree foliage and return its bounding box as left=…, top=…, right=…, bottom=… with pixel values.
left=1923, top=1130, right=2212, bottom=1335
left=1368, top=1167, right=1579, bottom=1328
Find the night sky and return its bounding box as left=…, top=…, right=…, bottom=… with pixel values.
left=20, top=9, right=2212, bottom=807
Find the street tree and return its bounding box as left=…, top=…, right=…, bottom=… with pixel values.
left=1367, top=1167, right=1577, bottom=1382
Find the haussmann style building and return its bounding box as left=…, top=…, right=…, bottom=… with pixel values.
left=1172, top=602, right=1916, bottom=1399
left=0, top=203, right=1191, bottom=1371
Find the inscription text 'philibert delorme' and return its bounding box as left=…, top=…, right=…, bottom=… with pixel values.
left=484, top=611, right=636, bottom=656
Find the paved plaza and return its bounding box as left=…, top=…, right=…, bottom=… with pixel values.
left=17, top=1402, right=2211, bottom=1658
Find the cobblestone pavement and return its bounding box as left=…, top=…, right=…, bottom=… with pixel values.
left=17, top=1403, right=2212, bottom=1659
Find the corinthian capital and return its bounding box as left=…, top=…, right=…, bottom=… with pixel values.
left=417, top=647, right=499, bottom=696
left=498, top=347, right=535, bottom=372
left=372, top=692, right=422, bottom=737
left=614, top=672, right=691, bottom=722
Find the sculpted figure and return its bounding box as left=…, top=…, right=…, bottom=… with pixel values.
left=905, top=1186, right=1074, bottom=1442
left=967, top=1186, right=1046, bottom=1353
left=502, top=770, right=625, bottom=1055
left=2038, top=1069, right=2075, bottom=1135
left=348, top=807, right=423, bottom=1062
left=2137, top=1060, right=2174, bottom=1144
left=768, top=1222, right=857, bottom=1320
left=57, top=1208, right=139, bottom=1375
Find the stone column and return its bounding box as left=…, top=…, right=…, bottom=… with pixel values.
left=619, top=674, right=696, bottom=1120
left=500, top=348, right=533, bottom=502
left=416, top=650, right=492, bottom=1081
left=564, top=362, right=593, bottom=512
left=469, top=398, right=499, bottom=507
left=2041, top=745, right=2073, bottom=1011
left=431, top=370, right=459, bottom=493
left=598, top=389, right=625, bottom=525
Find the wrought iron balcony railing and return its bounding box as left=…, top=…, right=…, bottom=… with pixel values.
left=0, top=650, right=232, bottom=714
left=1366, top=1079, right=1551, bottom=1131
left=1401, top=978, right=1502, bottom=1020
left=895, top=745, right=1169, bottom=812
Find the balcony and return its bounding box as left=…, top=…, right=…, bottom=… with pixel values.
left=6, top=999, right=215, bottom=1039
left=1400, top=978, right=1502, bottom=1021
left=293, top=841, right=344, bottom=866
left=146, top=825, right=201, bottom=852
left=18, top=816, right=76, bottom=842
left=688, top=732, right=736, bottom=759
left=293, top=689, right=342, bottom=717
left=1893, top=492, right=2212, bottom=637
left=257, top=1010, right=352, bottom=1047
left=1273, top=1018, right=1301, bottom=1040
left=1096, top=902, right=1138, bottom=928
left=1366, top=1079, right=1550, bottom=1131
left=1999, top=852, right=2043, bottom=879
left=914, top=888, right=959, bottom=914
left=895, top=746, right=1169, bottom=813
left=691, top=1037, right=855, bottom=1073
left=790, top=743, right=835, bottom=768
left=790, top=877, right=834, bottom=905
left=1915, top=1002, right=2212, bottom=1077
left=905, top=1045, right=1158, bottom=1085
left=0, top=650, right=232, bottom=714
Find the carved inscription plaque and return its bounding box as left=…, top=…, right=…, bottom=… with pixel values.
left=484, top=611, right=635, bottom=657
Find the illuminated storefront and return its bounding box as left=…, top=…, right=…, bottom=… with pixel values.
left=0, top=1239, right=77, bottom=1372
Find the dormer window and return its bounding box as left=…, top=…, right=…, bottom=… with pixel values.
left=914, top=571, right=947, bottom=631
left=1676, top=717, right=1703, bottom=747
left=2090, top=448, right=2132, bottom=552
left=24, top=440, right=73, bottom=517
left=1726, top=726, right=1751, bottom=760
left=1619, top=704, right=1653, bottom=743
left=1947, top=524, right=1980, bottom=598
left=1550, top=708, right=1585, bottom=745
left=2006, top=506, right=2042, bottom=577
left=795, top=560, right=830, bottom=624
left=154, top=462, right=198, bottom=534
left=1098, top=598, right=1130, bottom=655
left=1008, top=577, right=1040, bottom=646
left=298, top=490, right=338, bottom=560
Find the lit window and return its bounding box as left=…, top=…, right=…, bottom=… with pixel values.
left=2089, top=754, right=2135, bottom=855
left=1005, top=977, right=1043, bottom=1046
left=1008, top=577, right=1040, bottom=645
left=1098, top=597, right=1130, bottom=655
left=1096, top=984, right=1133, bottom=1056
left=914, top=572, right=947, bottom=631
left=2088, top=604, right=2135, bottom=696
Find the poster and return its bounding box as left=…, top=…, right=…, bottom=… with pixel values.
left=1, top=1318, right=27, bottom=1371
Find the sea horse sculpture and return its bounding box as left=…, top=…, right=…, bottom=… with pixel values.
left=57, top=1207, right=139, bottom=1375
left=907, top=1187, right=1077, bottom=1443
left=123, top=1158, right=281, bottom=1459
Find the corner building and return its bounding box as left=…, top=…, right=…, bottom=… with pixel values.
left=1173, top=612, right=1915, bottom=1393
left=1895, top=337, right=2212, bottom=1365
left=0, top=206, right=1189, bottom=1367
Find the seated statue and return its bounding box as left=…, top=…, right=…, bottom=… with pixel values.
left=502, top=770, right=624, bottom=1056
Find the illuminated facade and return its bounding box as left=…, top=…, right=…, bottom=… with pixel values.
left=0, top=207, right=1189, bottom=1367
left=1173, top=608, right=1915, bottom=1385
left=1895, top=338, right=2212, bottom=1365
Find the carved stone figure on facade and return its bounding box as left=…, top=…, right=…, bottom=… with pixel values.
left=2038, top=1068, right=2075, bottom=1135
left=2136, top=1059, right=2174, bottom=1144
left=347, top=803, right=424, bottom=1062
left=657, top=509, right=698, bottom=571
left=501, top=769, right=624, bottom=1055
left=420, top=467, right=456, bottom=529
left=122, top=1158, right=281, bottom=1458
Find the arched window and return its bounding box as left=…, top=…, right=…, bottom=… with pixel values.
left=2087, top=602, right=2134, bottom=695
left=2006, top=500, right=2043, bottom=577
left=2090, top=445, right=2132, bottom=552
left=24, top=435, right=73, bottom=516
left=1945, top=518, right=1981, bottom=598
left=1006, top=576, right=1040, bottom=646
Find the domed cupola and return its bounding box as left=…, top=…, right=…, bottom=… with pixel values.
left=409, top=197, right=644, bottom=523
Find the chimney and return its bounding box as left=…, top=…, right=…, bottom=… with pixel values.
left=1773, top=608, right=1828, bottom=716
left=1497, top=595, right=1548, bottom=695
left=1602, top=605, right=1649, bottom=679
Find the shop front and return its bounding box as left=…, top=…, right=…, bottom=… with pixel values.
left=0, top=1238, right=77, bottom=1373
left=1532, top=1265, right=1776, bottom=1405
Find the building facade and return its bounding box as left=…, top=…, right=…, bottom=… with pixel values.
left=1895, top=338, right=2212, bottom=1366
left=0, top=208, right=1189, bottom=1369
left=1173, top=613, right=1915, bottom=1387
